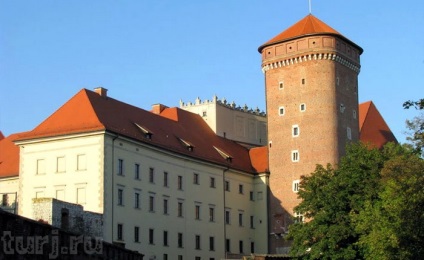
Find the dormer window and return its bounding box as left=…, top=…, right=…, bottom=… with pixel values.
left=178, top=137, right=194, bottom=152
left=214, top=146, right=233, bottom=163
left=134, top=123, right=153, bottom=139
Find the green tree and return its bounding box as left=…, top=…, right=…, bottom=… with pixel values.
left=287, top=143, right=386, bottom=259
left=355, top=151, right=424, bottom=259
left=403, top=99, right=424, bottom=157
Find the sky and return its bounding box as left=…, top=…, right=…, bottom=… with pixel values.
left=0, top=0, right=423, bottom=144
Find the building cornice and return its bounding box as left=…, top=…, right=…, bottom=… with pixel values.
left=261, top=52, right=360, bottom=73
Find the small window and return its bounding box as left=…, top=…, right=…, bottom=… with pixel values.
left=118, top=159, right=124, bottom=175
left=149, top=168, right=154, bottom=183
left=279, top=106, right=285, bottom=116
left=134, top=226, right=140, bottom=242
left=202, top=111, right=207, bottom=117
left=193, top=173, right=199, bottom=185
left=178, top=176, right=183, bottom=190
left=163, top=199, right=169, bottom=215
left=210, top=177, right=216, bottom=188
left=250, top=216, right=254, bottom=229
left=225, top=210, right=231, bottom=224
left=347, top=127, right=352, bottom=140
left=178, top=233, right=183, bottom=248
left=239, top=240, right=244, bottom=254
left=117, top=224, right=123, bottom=241
left=149, top=229, right=154, bottom=244
left=209, top=236, right=215, bottom=251
left=238, top=184, right=243, bottom=194
left=77, top=154, right=86, bottom=171
left=2, top=194, right=8, bottom=206
left=178, top=202, right=183, bottom=217
left=209, top=207, right=215, bottom=222
left=195, top=235, right=201, bottom=250
left=300, top=103, right=306, bottom=112
left=238, top=213, right=243, bottom=226
left=336, top=77, right=340, bottom=86
left=118, top=189, right=124, bottom=205
left=294, top=212, right=304, bottom=223
left=353, top=110, right=357, bottom=119
left=134, top=192, right=140, bottom=208
left=340, top=104, right=345, bottom=113
left=195, top=205, right=201, bottom=220
left=149, top=196, right=155, bottom=212
left=292, top=150, right=299, bottom=162
left=279, top=82, right=284, bottom=89
left=226, top=239, right=231, bottom=252
left=163, top=230, right=169, bottom=246
left=163, top=171, right=168, bottom=187
left=56, top=157, right=66, bottom=173
left=225, top=181, right=230, bottom=191
left=135, top=164, right=140, bottom=180
left=302, top=78, right=305, bottom=85
left=249, top=191, right=254, bottom=201
left=293, top=180, right=300, bottom=192
left=36, top=159, right=46, bottom=175
left=292, top=125, right=299, bottom=137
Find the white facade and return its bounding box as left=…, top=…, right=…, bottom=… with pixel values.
left=15, top=130, right=269, bottom=259
left=180, top=96, right=267, bottom=147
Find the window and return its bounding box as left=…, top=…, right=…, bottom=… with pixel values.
left=291, top=150, right=299, bottom=162
left=135, top=164, right=140, bottom=180
left=77, top=154, right=86, bottom=171
left=300, top=103, right=306, bottom=112
left=195, top=205, right=200, bottom=220
left=293, top=180, right=300, bottom=192
left=178, top=176, right=183, bottom=190
left=163, top=199, right=168, bottom=215
left=279, top=106, right=285, bottom=116
left=36, top=159, right=46, bottom=175
left=250, top=216, right=254, bottom=229
left=292, top=125, right=299, bottom=137
left=149, top=168, right=154, bottom=183
left=225, top=181, right=230, bottom=191
left=118, top=159, right=124, bottom=175
left=134, top=226, right=140, bottom=242
left=294, top=212, right=304, bottom=223
left=56, top=189, right=65, bottom=200
left=210, top=177, right=215, bottom=188
left=149, top=229, right=154, bottom=244
left=149, top=196, right=155, bottom=212
left=209, top=236, right=215, bottom=251
left=249, top=191, right=254, bottom=201
left=257, top=191, right=263, bottom=200
left=134, top=192, right=140, bottom=208
left=56, top=157, right=65, bottom=173
left=238, top=213, right=243, bottom=226
left=347, top=127, right=352, bottom=140
left=178, top=255, right=183, bottom=260
left=239, top=240, right=244, bottom=253
left=340, top=103, right=346, bottom=113
left=163, top=172, right=168, bottom=187
left=226, top=239, right=230, bottom=252
left=279, top=81, right=284, bottom=89
left=353, top=110, right=357, bottom=119
left=336, top=77, right=340, bottom=86
left=77, top=188, right=86, bottom=204
left=195, top=257, right=201, bottom=260
left=202, top=111, right=207, bottom=117
left=251, top=242, right=255, bottom=253
left=225, top=210, right=230, bottom=224
left=195, top=235, right=201, bottom=250
left=209, top=207, right=215, bottom=222
left=164, top=254, right=168, bottom=260
left=118, top=189, right=124, bottom=206
left=302, top=78, right=305, bottom=85
left=238, top=184, right=243, bottom=194
left=117, top=224, right=123, bottom=241
left=178, top=202, right=183, bottom=217
left=193, top=173, right=199, bottom=184
left=178, top=233, right=183, bottom=248
left=163, top=230, right=168, bottom=246
left=2, top=194, right=8, bottom=206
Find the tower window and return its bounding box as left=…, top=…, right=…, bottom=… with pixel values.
left=279, top=82, right=284, bottom=89
left=291, top=150, right=299, bottom=162
left=300, top=103, right=306, bottom=112
left=302, top=78, right=305, bottom=85
left=292, top=125, right=299, bottom=137
left=353, top=110, right=357, bottom=119
left=336, top=77, right=340, bottom=86
left=279, top=107, right=285, bottom=116
left=347, top=127, right=352, bottom=140
left=340, top=104, right=345, bottom=113
left=293, top=180, right=300, bottom=192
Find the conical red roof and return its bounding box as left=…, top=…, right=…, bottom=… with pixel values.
left=258, top=14, right=362, bottom=53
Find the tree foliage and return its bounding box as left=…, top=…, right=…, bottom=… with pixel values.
left=287, top=143, right=424, bottom=259
left=403, top=99, right=424, bottom=157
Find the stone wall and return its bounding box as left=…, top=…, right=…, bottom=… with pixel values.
left=32, top=198, right=103, bottom=238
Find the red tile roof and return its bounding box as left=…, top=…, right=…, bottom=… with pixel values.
left=359, top=101, right=397, bottom=149
left=258, top=14, right=363, bottom=54
left=249, top=146, right=269, bottom=173
left=0, top=133, right=24, bottom=178
left=16, top=89, right=259, bottom=174
left=0, top=131, right=4, bottom=141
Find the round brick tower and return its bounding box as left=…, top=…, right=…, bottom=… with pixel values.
left=258, top=14, right=363, bottom=253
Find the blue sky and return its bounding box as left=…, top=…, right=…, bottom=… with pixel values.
left=0, top=0, right=423, bottom=143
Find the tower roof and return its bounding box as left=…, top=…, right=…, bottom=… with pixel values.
left=258, top=14, right=363, bottom=54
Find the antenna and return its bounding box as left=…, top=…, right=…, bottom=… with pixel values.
left=309, top=0, right=312, bottom=14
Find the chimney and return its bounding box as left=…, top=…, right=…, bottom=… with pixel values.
left=151, top=104, right=168, bottom=114
left=94, top=87, right=108, bottom=97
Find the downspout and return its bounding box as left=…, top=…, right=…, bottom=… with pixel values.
left=222, top=166, right=230, bottom=259
left=111, top=134, right=119, bottom=242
